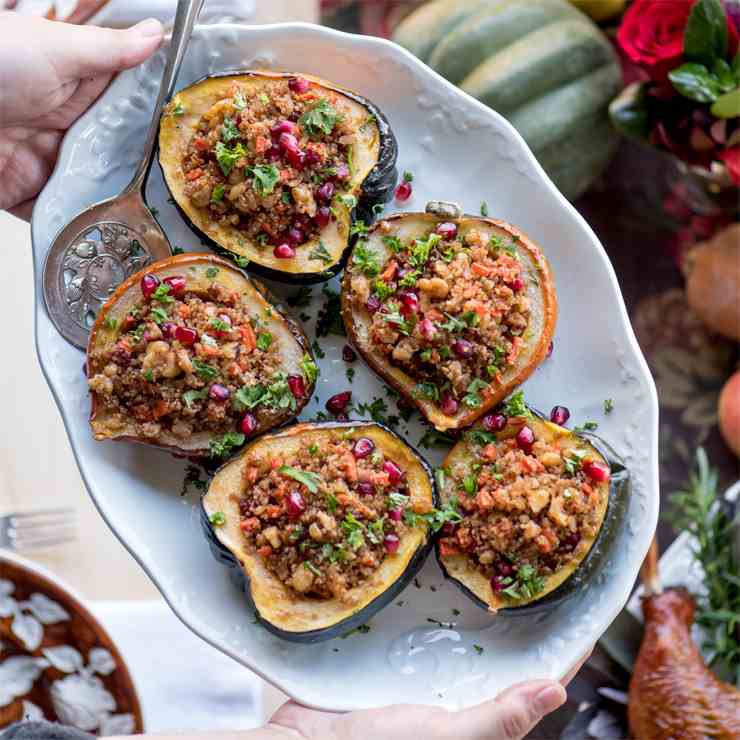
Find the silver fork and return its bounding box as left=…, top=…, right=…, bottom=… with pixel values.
left=0, top=508, right=77, bottom=550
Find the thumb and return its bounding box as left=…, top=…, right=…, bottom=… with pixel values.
left=455, top=680, right=566, bottom=740
left=44, top=17, right=164, bottom=79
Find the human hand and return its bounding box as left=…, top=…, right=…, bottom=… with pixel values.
left=267, top=679, right=567, bottom=740
left=0, top=12, right=163, bottom=220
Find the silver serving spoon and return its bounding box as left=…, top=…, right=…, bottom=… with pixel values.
left=43, top=0, right=205, bottom=350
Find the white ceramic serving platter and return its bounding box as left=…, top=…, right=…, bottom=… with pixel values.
left=31, top=22, right=659, bottom=712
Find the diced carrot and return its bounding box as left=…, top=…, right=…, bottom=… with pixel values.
left=199, top=343, right=221, bottom=358
left=239, top=323, right=257, bottom=352
left=471, top=262, right=492, bottom=277
left=336, top=493, right=351, bottom=507
left=265, top=505, right=281, bottom=519
left=380, top=259, right=398, bottom=282
left=178, top=304, right=191, bottom=319
left=255, top=135, right=270, bottom=154
left=481, top=443, right=498, bottom=461
left=185, top=168, right=203, bottom=181
left=426, top=308, right=444, bottom=321
left=342, top=452, right=358, bottom=483
left=439, top=540, right=461, bottom=557
left=257, top=545, right=273, bottom=557
left=240, top=517, right=260, bottom=532
left=153, top=400, right=170, bottom=419
left=243, top=467, right=259, bottom=485
left=193, top=137, right=210, bottom=152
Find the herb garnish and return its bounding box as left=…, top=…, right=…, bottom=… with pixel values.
left=209, top=432, right=245, bottom=458
left=248, top=164, right=280, bottom=195
left=316, top=286, right=345, bottom=337
left=574, top=421, right=599, bottom=433
left=604, top=398, right=614, bottom=414
left=279, top=465, right=322, bottom=493
left=211, top=184, right=225, bottom=204
left=221, top=117, right=240, bottom=143
left=300, top=353, right=319, bottom=384
left=182, top=388, right=209, bottom=409
left=215, top=141, right=247, bottom=176
left=352, top=242, right=380, bottom=276
left=309, top=241, right=333, bottom=263
left=287, top=287, right=313, bottom=308
left=503, top=390, right=532, bottom=418
left=152, top=284, right=173, bottom=304
left=209, top=512, right=226, bottom=526
left=299, top=98, right=341, bottom=137
left=500, top=564, right=546, bottom=601
left=193, top=359, right=219, bottom=381
left=462, top=379, right=489, bottom=408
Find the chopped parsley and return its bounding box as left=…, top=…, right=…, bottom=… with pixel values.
left=402, top=170, right=413, bottom=182
left=419, top=429, right=455, bottom=448
left=193, top=359, right=219, bottom=381
left=466, top=429, right=497, bottom=446
left=300, top=353, right=319, bottom=384
left=373, top=279, right=395, bottom=301
left=152, top=284, right=173, bottom=304
left=352, top=242, right=380, bottom=276
left=287, top=287, right=313, bottom=308
left=209, top=316, right=231, bottom=332
left=480, top=201, right=489, bottom=217
left=462, top=379, right=489, bottom=408
left=473, top=644, right=484, bottom=655
left=574, top=421, right=599, bottom=433
left=404, top=498, right=463, bottom=532
left=211, top=184, right=225, bottom=203
left=409, top=233, right=441, bottom=268
left=337, top=193, right=357, bottom=210
left=503, top=390, right=531, bottom=418
left=182, top=388, right=209, bottom=409
left=413, top=382, right=440, bottom=401
left=304, top=561, right=322, bottom=577
left=171, top=101, right=185, bottom=116
left=325, top=492, right=339, bottom=513
left=316, top=286, right=345, bottom=338
left=299, top=98, right=341, bottom=138
left=221, top=117, right=240, bottom=143
left=215, top=141, right=247, bottom=176
left=439, top=312, right=468, bottom=333
left=382, top=306, right=415, bottom=335
left=205, top=267, right=219, bottom=278
left=604, top=399, right=614, bottom=414
left=209, top=431, right=245, bottom=458
left=382, top=235, right=403, bottom=253
left=143, top=369, right=154, bottom=382
left=500, top=564, right=546, bottom=602
left=181, top=464, right=207, bottom=496
left=248, top=164, right=280, bottom=195
left=461, top=474, right=478, bottom=496
left=399, top=270, right=421, bottom=288
left=249, top=331, right=270, bottom=352
left=308, top=241, right=333, bottom=264
left=233, top=90, right=246, bottom=110
left=233, top=384, right=268, bottom=410
left=279, top=465, right=322, bottom=493
left=209, top=511, right=226, bottom=526
left=349, top=220, right=370, bottom=238
left=346, top=367, right=355, bottom=383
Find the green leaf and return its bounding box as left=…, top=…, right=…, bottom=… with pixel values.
left=352, top=242, right=380, bottom=276
left=150, top=307, right=169, bottom=324
left=182, top=388, right=208, bottom=409
left=206, top=267, right=219, bottom=278
left=103, top=315, right=117, bottom=330
left=221, top=117, right=241, bottom=143
left=209, top=316, right=231, bottom=333
left=248, top=164, right=280, bottom=196
left=712, top=58, right=737, bottom=91
left=503, top=391, right=531, bottom=418
left=215, top=141, right=246, bottom=176
left=256, top=332, right=273, bottom=352
left=683, top=0, right=728, bottom=67
left=462, top=379, right=489, bottom=408
left=337, top=193, right=357, bottom=210
left=711, top=87, right=740, bottom=118
left=279, top=465, right=322, bottom=493
left=233, top=90, right=246, bottom=110
left=152, top=284, right=174, bottom=304
left=209, top=511, right=226, bottom=526
left=466, top=429, right=497, bottom=446
left=608, top=82, right=651, bottom=140
left=382, top=235, right=403, bottom=253
left=299, top=99, right=341, bottom=138
left=300, top=353, right=319, bottom=384
left=409, top=233, right=441, bottom=268
left=413, top=382, right=440, bottom=401
left=308, top=241, right=333, bottom=264
left=211, top=184, right=225, bottom=204
left=373, top=279, right=395, bottom=301
left=233, top=384, right=267, bottom=410
left=193, top=359, right=219, bottom=381
left=209, top=432, right=245, bottom=458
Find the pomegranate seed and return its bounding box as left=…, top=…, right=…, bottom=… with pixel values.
left=583, top=460, right=610, bottom=482
left=342, top=345, right=357, bottom=362
left=383, top=460, right=403, bottom=484
left=440, top=393, right=459, bottom=416
left=398, top=289, right=419, bottom=314
left=561, top=532, right=580, bottom=552
left=286, top=491, right=306, bottom=518
left=163, top=275, right=186, bottom=296
left=175, top=326, right=197, bottom=346
left=286, top=228, right=305, bottom=246
left=273, top=244, right=296, bottom=259
left=140, top=273, right=160, bottom=298
left=550, top=405, right=570, bottom=426
left=491, top=575, right=505, bottom=592
left=452, top=339, right=473, bottom=358
left=265, top=145, right=281, bottom=161
left=366, top=295, right=381, bottom=313
left=435, top=222, right=457, bottom=240
left=483, top=413, right=507, bottom=432
left=304, top=148, right=321, bottom=166
left=419, top=318, right=437, bottom=340
left=516, top=425, right=535, bottom=453
left=278, top=132, right=299, bottom=153
left=333, top=162, right=350, bottom=181
left=314, top=206, right=331, bottom=228
left=286, top=148, right=305, bottom=170
left=395, top=181, right=412, bottom=201
left=271, top=120, right=298, bottom=139
left=384, top=534, right=400, bottom=554
left=353, top=437, right=375, bottom=459
left=357, top=481, right=375, bottom=497
left=161, top=322, right=176, bottom=340
left=294, top=213, right=311, bottom=229
left=496, top=561, right=514, bottom=578
left=288, top=374, right=306, bottom=399
left=240, top=413, right=257, bottom=435
left=208, top=384, right=229, bottom=402
left=316, top=181, right=335, bottom=203
left=547, top=340, right=554, bottom=358
left=326, top=391, right=352, bottom=415
left=388, top=507, right=403, bottom=521
left=441, top=522, right=458, bottom=536
left=289, top=76, right=310, bottom=94
left=511, top=277, right=525, bottom=292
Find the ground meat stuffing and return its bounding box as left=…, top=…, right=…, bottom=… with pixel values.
left=349, top=222, right=531, bottom=415
left=180, top=76, right=366, bottom=254
left=438, top=417, right=610, bottom=603
left=237, top=434, right=425, bottom=600
left=88, top=270, right=316, bottom=449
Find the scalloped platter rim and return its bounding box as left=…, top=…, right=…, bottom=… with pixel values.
left=30, top=22, right=659, bottom=712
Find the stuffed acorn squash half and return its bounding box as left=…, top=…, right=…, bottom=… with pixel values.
left=341, top=202, right=557, bottom=431
left=86, top=254, right=317, bottom=457
left=436, top=395, right=629, bottom=614
left=159, top=71, right=398, bottom=284
left=201, top=421, right=442, bottom=642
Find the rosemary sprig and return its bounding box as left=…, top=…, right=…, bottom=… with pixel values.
left=668, top=448, right=740, bottom=681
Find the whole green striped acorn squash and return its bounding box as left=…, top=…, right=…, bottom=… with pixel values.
left=393, top=0, right=622, bottom=200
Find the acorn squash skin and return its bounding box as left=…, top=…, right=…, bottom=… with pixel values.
left=87, top=253, right=315, bottom=457
left=436, top=410, right=630, bottom=617
left=158, top=71, right=398, bottom=285
left=201, top=421, right=438, bottom=643
left=340, top=210, right=557, bottom=432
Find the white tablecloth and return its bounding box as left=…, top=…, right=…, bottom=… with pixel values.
left=91, top=601, right=264, bottom=733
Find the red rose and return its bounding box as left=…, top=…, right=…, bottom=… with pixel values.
left=618, top=0, right=739, bottom=82
left=718, top=147, right=740, bottom=185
